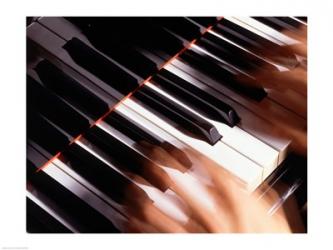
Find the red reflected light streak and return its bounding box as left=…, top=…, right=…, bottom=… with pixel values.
left=36, top=152, right=62, bottom=172
left=35, top=20, right=221, bottom=173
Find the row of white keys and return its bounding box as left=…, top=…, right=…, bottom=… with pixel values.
left=164, top=63, right=292, bottom=166
left=144, top=81, right=279, bottom=178
left=120, top=97, right=263, bottom=191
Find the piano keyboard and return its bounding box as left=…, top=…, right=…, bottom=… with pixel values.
left=26, top=16, right=307, bottom=233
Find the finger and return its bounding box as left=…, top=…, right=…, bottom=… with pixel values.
left=285, top=43, right=307, bottom=58
left=160, top=141, right=193, bottom=169
left=142, top=143, right=188, bottom=172
left=137, top=200, right=188, bottom=233
left=256, top=67, right=307, bottom=96
left=139, top=141, right=189, bottom=173
left=125, top=216, right=159, bottom=233
left=183, top=217, right=208, bottom=233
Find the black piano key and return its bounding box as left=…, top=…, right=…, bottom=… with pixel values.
left=279, top=153, right=307, bottom=208
left=27, top=197, right=72, bottom=233
left=67, top=17, right=184, bottom=58
left=252, top=17, right=303, bottom=32
left=63, top=144, right=148, bottom=204
left=134, top=86, right=222, bottom=145
left=35, top=60, right=109, bottom=120
left=180, top=49, right=267, bottom=101
left=198, top=32, right=277, bottom=72
left=154, top=69, right=240, bottom=126
left=27, top=111, right=70, bottom=156
left=217, top=18, right=273, bottom=47
left=153, top=17, right=202, bottom=41
left=27, top=75, right=90, bottom=137
left=215, top=19, right=298, bottom=66
left=128, top=17, right=185, bottom=56
left=63, top=38, right=139, bottom=95
left=105, top=112, right=163, bottom=146
left=65, top=17, right=158, bottom=79
left=27, top=199, right=64, bottom=233
left=104, top=111, right=192, bottom=169
left=27, top=158, right=119, bottom=233
left=85, top=126, right=170, bottom=191
left=295, top=16, right=307, bottom=23
left=187, top=17, right=218, bottom=27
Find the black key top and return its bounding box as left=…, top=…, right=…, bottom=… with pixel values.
left=187, top=17, right=218, bottom=27
left=27, top=110, right=70, bottom=156
left=27, top=157, right=119, bottom=233
left=154, top=69, right=240, bottom=126
left=65, top=18, right=158, bottom=78
left=180, top=49, right=267, bottom=101
left=35, top=60, right=109, bottom=120
left=27, top=75, right=90, bottom=137
left=134, top=86, right=222, bottom=145
left=85, top=126, right=170, bottom=191
left=63, top=144, right=148, bottom=205
left=153, top=17, right=202, bottom=41
left=63, top=38, right=139, bottom=95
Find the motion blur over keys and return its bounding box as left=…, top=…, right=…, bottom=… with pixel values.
left=26, top=16, right=307, bottom=233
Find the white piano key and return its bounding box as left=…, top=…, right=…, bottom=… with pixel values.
left=122, top=98, right=263, bottom=191
left=207, top=29, right=289, bottom=72
left=231, top=17, right=300, bottom=45
left=145, top=81, right=279, bottom=178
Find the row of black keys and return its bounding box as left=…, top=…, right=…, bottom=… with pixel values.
left=35, top=16, right=305, bottom=103
left=27, top=57, right=239, bottom=158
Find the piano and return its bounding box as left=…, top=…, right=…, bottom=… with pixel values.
left=26, top=16, right=307, bottom=233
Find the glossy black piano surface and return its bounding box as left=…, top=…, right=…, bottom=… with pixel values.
left=26, top=16, right=307, bottom=233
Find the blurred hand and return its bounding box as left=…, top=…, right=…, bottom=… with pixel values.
left=245, top=25, right=308, bottom=155
left=123, top=146, right=294, bottom=233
